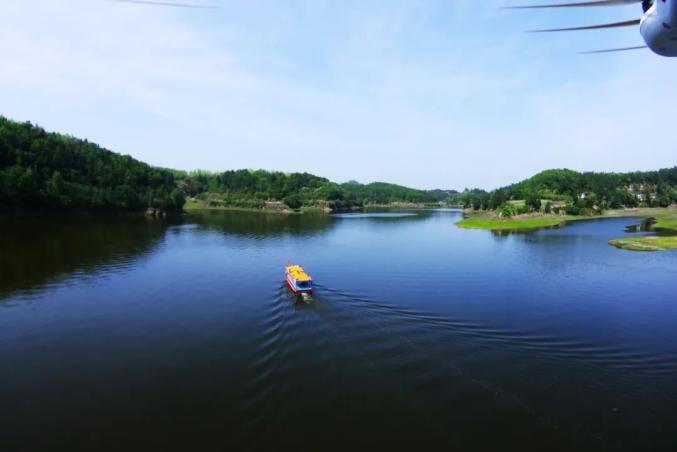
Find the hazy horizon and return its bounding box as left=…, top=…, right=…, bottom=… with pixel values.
left=1, top=0, right=675, bottom=190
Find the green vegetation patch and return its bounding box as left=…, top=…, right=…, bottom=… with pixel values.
left=183, top=200, right=204, bottom=211
left=653, top=210, right=677, bottom=232
left=183, top=198, right=294, bottom=214
left=456, top=215, right=565, bottom=230
left=609, top=236, right=677, bottom=252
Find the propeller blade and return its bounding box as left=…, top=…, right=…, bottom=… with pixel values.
left=106, top=0, right=217, bottom=8
left=504, top=0, right=642, bottom=8
left=579, top=45, right=647, bottom=53
left=529, top=18, right=640, bottom=32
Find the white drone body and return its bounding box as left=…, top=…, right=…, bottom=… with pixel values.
left=641, top=0, right=677, bottom=56
left=510, top=0, right=677, bottom=56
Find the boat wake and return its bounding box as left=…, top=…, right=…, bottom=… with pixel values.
left=231, top=276, right=677, bottom=451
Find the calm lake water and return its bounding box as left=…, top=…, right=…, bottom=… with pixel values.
left=1, top=210, right=676, bottom=451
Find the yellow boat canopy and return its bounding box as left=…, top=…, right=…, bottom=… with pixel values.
left=287, top=265, right=313, bottom=282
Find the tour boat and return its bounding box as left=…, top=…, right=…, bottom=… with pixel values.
left=285, top=264, right=314, bottom=294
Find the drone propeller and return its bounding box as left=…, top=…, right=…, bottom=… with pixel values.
left=106, top=0, right=217, bottom=8
left=529, top=18, right=641, bottom=32
left=506, top=0, right=650, bottom=54
left=503, top=0, right=642, bottom=8
left=579, top=45, right=647, bottom=53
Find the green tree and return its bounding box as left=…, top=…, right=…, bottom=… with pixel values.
left=283, top=195, right=302, bottom=209
left=45, top=170, right=69, bottom=206
left=524, top=190, right=541, bottom=211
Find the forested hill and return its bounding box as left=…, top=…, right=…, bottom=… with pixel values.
left=458, top=168, right=677, bottom=212
left=173, top=170, right=438, bottom=209
left=426, top=189, right=461, bottom=203
left=340, top=181, right=436, bottom=204
left=0, top=117, right=441, bottom=212
left=0, top=117, right=184, bottom=211
left=176, top=169, right=354, bottom=209
left=502, top=168, right=677, bottom=208
left=12, top=116, right=672, bottom=215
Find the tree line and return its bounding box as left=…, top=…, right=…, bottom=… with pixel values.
left=173, top=169, right=439, bottom=209
left=174, top=169, right=357, bottom=209
left=0, top=117, right=440, bottom=212
left=341, top=181, right=437, bottom=205
left=0, top=117, right=184, bottom=211
left=3, top=116, right=676, bottom=214
left=457, top=168, right=677, bottom=215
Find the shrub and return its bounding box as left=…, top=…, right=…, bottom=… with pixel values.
left=500, top=203, right=517, bottom=218
left=544, top=201, right=552, bottom=214
left=565, top=204, right=580, bottom=215
left=579, top=208, right=598, bottom=217
left=517, top=204, right=531, bottom=215
left=283, top=195, right=302, bottom=209
left=525, top=191, right=542, bottom=211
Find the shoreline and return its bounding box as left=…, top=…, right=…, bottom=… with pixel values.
left=183, top=200, right=446, bottom=215
left=456, top=207, right=677, bottom=252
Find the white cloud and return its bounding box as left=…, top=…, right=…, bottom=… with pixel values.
left=0, top=0, right=674, bottom=190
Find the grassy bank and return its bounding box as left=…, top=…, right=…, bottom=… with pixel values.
left=184, top=198, right=440, bottom=214
left=606, top=208, right=677, bottom=251
left=653, top=211, right=677, bottom=231
left=457, top=207, right=677, bottom=251
left=458, top=207, right=677, bottom=231
left=578, top=207, right=677, bottom=230
left=609, top=236, right=677, bottom=252
left=456, top=215, right=567, bottom=230
left=183, top=200, right=299, bottom=214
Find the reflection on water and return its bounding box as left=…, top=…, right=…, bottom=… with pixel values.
left=0, top=215, right=170, bottom=299
left=0, top=210, right=676, bottom=452
left=190, top=210, right=336, bottom=238
left=332, top=212, right=419, bottom=219
left=625, top=217, right=656, bottom=233
left=490, top=224, right=563, bottom=238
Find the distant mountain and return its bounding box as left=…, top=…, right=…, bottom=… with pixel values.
left=426, top=189, right=461, bottom=203
left=340, top=181, right=436, bottom=205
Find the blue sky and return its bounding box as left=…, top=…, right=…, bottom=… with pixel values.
left=0, top=0, right=675, bottom=190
